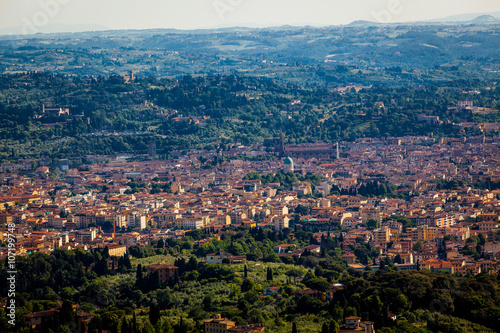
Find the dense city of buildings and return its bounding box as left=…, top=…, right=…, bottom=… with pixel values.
left=1, top=134, right=499, bottom=280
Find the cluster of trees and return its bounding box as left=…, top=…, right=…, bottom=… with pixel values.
left=243, top=171, right=323, bottom=193
left=430, top=178, right=465, bottom=191
left=356, top=180, right=394, bottom=197
left=329, top=180, right=398, bottom=198
left=173, top=256, right=236, bottom=282
left=461, top=233, right=488, bottom=259
left=474, top=179, right=500, bottom=191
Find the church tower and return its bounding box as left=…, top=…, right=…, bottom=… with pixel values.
left=279, top=130, right=285, bottom=157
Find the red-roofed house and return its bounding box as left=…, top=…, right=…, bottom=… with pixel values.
left=146, top=263, right=179, bottom=283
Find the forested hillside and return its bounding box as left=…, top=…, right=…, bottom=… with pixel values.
left=0, top=71, right=499, bottom=162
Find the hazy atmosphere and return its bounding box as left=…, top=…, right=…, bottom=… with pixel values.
left=1, top=0, right=500, bottom=33
left=2, top=0, right=500, bottom=333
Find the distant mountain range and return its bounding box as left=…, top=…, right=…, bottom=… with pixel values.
left=1, top=11, right=500, bottom=36
left=0, top=24, right=109, bottom=36
left=348, top=12, right=500, bottom=27
left=426, top=11, right=500, bottom=22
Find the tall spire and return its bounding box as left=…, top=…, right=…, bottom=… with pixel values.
left=279, top=130, right=285, bottom=157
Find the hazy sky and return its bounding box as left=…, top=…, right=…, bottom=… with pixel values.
left=1, top=0, right=500, bottom=33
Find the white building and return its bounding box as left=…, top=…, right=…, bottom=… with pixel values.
left=273, top=215, right=289, bottom=231
left=127, top=212, right=147, bottom=230
left=182, top=219, right=204, bottom=230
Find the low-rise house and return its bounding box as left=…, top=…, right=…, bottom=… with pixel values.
left=24, top=304, right=94, bottom=330
left=206, top=251, right=247, bottom=264
left=204, top=314, right=235, bottom=333
left=24, top=308, right=60, bottom=328
left=273, top=244, right=295, bottom=254
left=431, top=260, right=454, bottom=274
left=107, top=244, right=127, bottom=257
left=484, top=242, right=500, bottom=257
left=291, top=288, right=326, bottom=301
left=302, top=244, right=321, bottom=254
left=146, top=263, right=179, bottom=283
left=121, top=233, right=140, bottom=246
left=339, top=316, right=375, bottom=333
left=204, top=314, right=265, bottom=333
left=229, top=324, right=265, bottom=332
left=341, top=253, right=357, bottom=264
left=262, top=287, right=280, bottom=296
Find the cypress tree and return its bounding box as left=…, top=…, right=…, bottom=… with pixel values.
left=152, top=270, right=160, bottom=290
left=124, top=253, right=132, bottom=269
left=329, top=320, right=339, bottom=333
left=121, top=317, right=128, bottom=333
left=157, top=238, right=165, bottom=248
left=136, top=264, right=143, bottom=280
left=174, top=268, right=180, bottom=284
left=149, top=303, right=160, bottom=326
left=103, top=246, right=110, bottom=258
left=59, top=300, right=74, bottom=324
left=267, top=267, right=273, bottom=281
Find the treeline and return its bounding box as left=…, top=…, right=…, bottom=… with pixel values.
left=336, top=270, right=500, bottom=332
left=0, top=247, right=130, bottom=298
left=328, top=180, right=397, bottom=198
